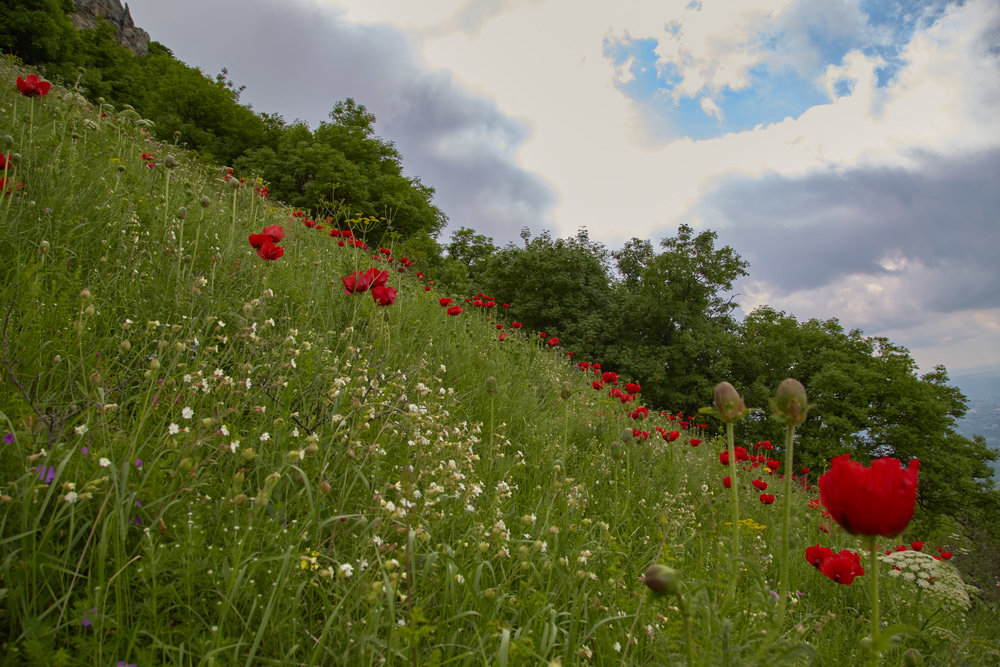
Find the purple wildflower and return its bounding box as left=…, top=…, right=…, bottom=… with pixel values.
left=36, top=466, right=56, bottom=484
left=3, top=432, right=13, bottom=444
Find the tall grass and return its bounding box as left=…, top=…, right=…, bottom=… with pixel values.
left=0, top=57, right=997, bottom=665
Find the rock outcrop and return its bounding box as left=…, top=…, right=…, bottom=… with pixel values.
left=70, top=0, right=150, bottom=57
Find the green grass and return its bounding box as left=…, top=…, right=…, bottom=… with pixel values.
left=1, top=56, right=998, bottom=665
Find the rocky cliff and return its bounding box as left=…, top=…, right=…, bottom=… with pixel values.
left=70, top=0, right=150, bottom=57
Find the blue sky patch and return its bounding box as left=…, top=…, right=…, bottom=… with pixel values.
left=604, top=0, right=959, bottom=140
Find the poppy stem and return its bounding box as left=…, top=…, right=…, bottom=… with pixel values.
left=724, top=420, right=740, bottom=603
left=776, top=422, right=796, bottom=628
left=869, top=536, right=881, bottom=666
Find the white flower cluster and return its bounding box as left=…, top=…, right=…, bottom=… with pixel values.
left=880, top=550, right=972, bottom=611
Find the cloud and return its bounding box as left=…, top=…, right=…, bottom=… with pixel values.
left=127, top=0, right=557, bottom=242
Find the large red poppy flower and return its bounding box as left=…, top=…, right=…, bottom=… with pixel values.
left=255, top=240, right=283, bottom=260
left=446, top=305, right=463, bottom=316
left=818, top=455, right=920, bottom=537
left=16, top=74, right=51, bottom=98
left=342, top=268, right=389, bottom=294
left=818, top=550, right=865, bottom=585
left=262, top=225, right=284, bottom=243
left=371, top=284, right=397, bottom=306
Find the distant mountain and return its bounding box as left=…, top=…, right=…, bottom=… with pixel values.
left=952, top=364, right=1000, bottom=484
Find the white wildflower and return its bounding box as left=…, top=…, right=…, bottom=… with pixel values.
left=168, top=423, right=180, bottom=435
left=181, top=406, right=194, bottom=420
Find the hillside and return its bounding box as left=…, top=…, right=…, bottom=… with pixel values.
left=1, top=59, right=998, bottom=665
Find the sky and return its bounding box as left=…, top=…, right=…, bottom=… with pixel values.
left=126, top=0, right=1000, bottom=374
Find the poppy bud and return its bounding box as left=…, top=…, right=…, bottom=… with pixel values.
left=40, top=240, right=50, bottom=253
left=560, top=381, right=571, bottom=400
left=9, top=153, right=21, bottom=166
left=610, top=441, right=623, bottom=460
left=177, top=207, right=187, bottom=220
left=773, top=378, right=809, bottom=425
left=902, top=649, right=924, bottom=667
left=117, top=164, right=125, bottom=173
left=621, top=428, right=634, bottom=443
left=200, top=196, right=211, bottom=208
left=644, top=564, right=681, bottom=596
left=83, top=305, right=95, bottom=316
left=485, top=376, right=497, bottom=394
left=232, top=471, right=244, bottom=487
left=232, top=493, right=248, bottom=506
left=120, top=339, right=131, bottom=352
left=713, top=382, right=745, bottom=423
left=79, top=288, right=92, bottom=300
left=1, top=135, right=12, bottom=148
left=149, top=358, right=160, bottom=371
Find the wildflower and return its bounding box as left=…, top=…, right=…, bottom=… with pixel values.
left=65, top=491, right=79, bottom=503
left=182, top=406, right=194, bottom=420
left=3, top=432, right=13, bottom=444
left=16, top=74, right=51, bottom=97
left=260, top=432, right=271, bottom=442
left=37, top=466, right=56, bottom=484
left=805, top=545, right=833, bottom=568
left=261, top=225, right=283, bottom=242
left=723, top=476, right=731, bottom=488
left=548, top=337, right=560, bottom=346
left=447, top=305, right=463, bottom=316
left=339, top=563, right=354, bottom=578
left=439, top=297, right=453, bottom=307
left=759, top=493, right=776, bottom=505
left=168, top=423, right=180, bottom=435
left=342, top=268, right=388, bottom=294
left=371, top=284, right=397, bottom=306
left=818, top=455, right=920, bottom=537
left=75, top=424, right=88, bottom=436
left=99, top=457, right=111, bottom=468
left=511, top=322, right=522, bottom=328
left=752, top=479, right=768, bottom=491
left=818, top=550, right=865, bottom=585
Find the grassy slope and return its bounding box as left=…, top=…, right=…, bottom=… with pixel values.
left=0, top=58, right=997, bottom=665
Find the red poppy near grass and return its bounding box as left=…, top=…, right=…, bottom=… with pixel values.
left=818, top=455, right=920, bottom=537
left=255, top=241, right=283, bottom=260
left=752, top=479, right=768, bottom=491
left=689, top=438, right=701, bottom=447
left=723, top=476, right=731, bottom=488
left=511, top=322, right=522, bottom=328
left=439, top=297, right=453, bottom=307
left=759, top=493, right=775, bottom=504
left=446, top=305, right=463, bottom=316
left=498, top=333, right=508, bottom=341
left=818, top=550, right=865, bottom=585
left=262, top=225, right=283, bottom=242
left=16, top=74, right=51, bottom=97
left=342, top=268, right=389, bottom=294
left=548, top=337, right=559, bottom=346
left=805, top=545, right=833, bottom=568
left=371, top=284, right=397, bottom=306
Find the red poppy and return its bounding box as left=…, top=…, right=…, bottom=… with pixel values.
left=342, top=268, right=388, bottom=294
left=688, top=438, right=701, bottom=447
left=255, top=240, right=283, bottom=260
left=539, top=332, right=547, bottom=338
left=498, top=333, right=509, bottom=341
left=0, top=178, right=23, bottom=193
left=752, top=479, right=768, bottom=491
left=342, top=230, right=353, bottom=238
left=262, top=225, right=284, bottom=243
left=818, top=455, right=920, bottom=537
left=371, top=284, right=397, bottom=306
left=439, top=297, right=453, bottom=307
left=592, top=380, right=604, bottom=390
left=511, top=322, right=522, bottom=328
left=601, top=371, right=618, bottom=385
left=625, top=383, right=641, bottom=394
left=911, top=541, right=924, bottom=551
left=16, top=74, right=51, bottom=97
left=630, top=406, right=648, bottom=420
left=818, top=550, right=865, bottom=585
left=548, top=337, right=559, bottom=346
left=664, top=431, right=680, bottom=442
left=248, top=233, right=270, bottom=249
left=446, top=305, right=463, bottom=316
left=940, top=551, right=953, bottom=560
left=632, top=429, right=648, bottom=441
left=805, top=545, right=833, bottom=568
left=759, top=493, right=776, bottom=505
left=723, top=476, right=731, bottom=488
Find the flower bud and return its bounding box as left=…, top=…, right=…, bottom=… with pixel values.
left=1, top=135, right=12, bottom=148
left=232, top=471, right=244, bottom=487
left=89, top=371, right=101, bottom=385
left=902, top=648, right=924, bottom=667
left=83, top=305, right=95, bottom=316
left=9, top=153, right=21, bottom=166
left=713, top=382, right=745, bottom=422
left=485, top=376, right=497, bottom=395
left=773, top=378, right=809, bottom=426
left=560, top=381, right=571, bottom=400
left=164, top=154, right=177, bottom=169
left=232, top=493, right=248, bottom=506
left=177, top=207, right=187, bottom=220
left=79, top=288, right=92, bottom=300
left=621, top=428, right=634, bottom=443
left=178, top=457, right=193, bottom=473
left=610, top=441, right=624, bottom=460
left=149, top=358, right=160, bottom=371
left=644, top=564, right=681, bottom=596
left=200, top=196, right=211, bottom=208
left=40, top=240, right=50, bottom=254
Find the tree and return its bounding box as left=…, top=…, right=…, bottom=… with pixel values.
left=446, top=227, right=497, bottom=284
left=0, top=0, right=80, bottom=66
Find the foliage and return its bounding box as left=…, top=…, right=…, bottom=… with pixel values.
left=0, top=0, right=80, bottom=66
left=1, top=58, right=999, bottom=667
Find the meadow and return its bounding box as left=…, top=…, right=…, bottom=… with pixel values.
left=0, top=57, right=997, bottom=666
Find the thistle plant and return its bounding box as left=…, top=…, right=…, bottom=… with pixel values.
left=706, top=381, right=747, bottom=604
left=771, top=378, right=810, bottom=629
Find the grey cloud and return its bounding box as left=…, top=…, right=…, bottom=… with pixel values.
left=127, top=0, right=556, bottom=244
left=694, top=149, right=1000, bottom=324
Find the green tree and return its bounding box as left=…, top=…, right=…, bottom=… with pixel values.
left=0, top=0, right=80, bottom=65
